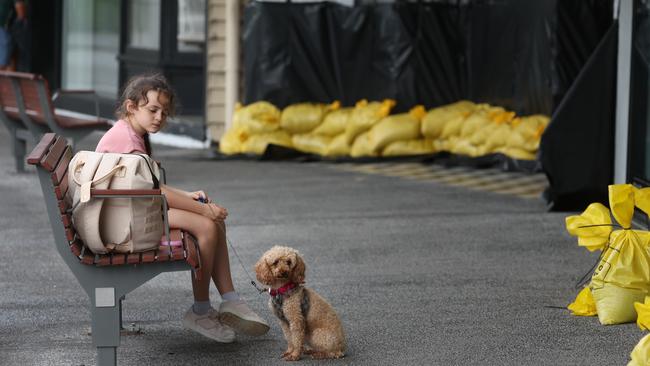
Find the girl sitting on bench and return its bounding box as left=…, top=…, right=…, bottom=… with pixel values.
left=96, top=73, right=269, bottom=343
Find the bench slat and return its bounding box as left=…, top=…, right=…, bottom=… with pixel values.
left=26, top=133, right=56, bottom=164
left=141, top=251, right=155, bottom=263
left=65, top=227, right=75, bottom=242
left=61, top=213, right=71, bottom=228
left=111, top=254, right=126, bottom=265
left=70, top=240, right=82, bottom=257
left=51, top=146, right=71, bottom=186
left=54, top=171, right=69, bottom=200
left=127, top=253, right=141, bottom=264
left=40, top=136, right=66, bottom=172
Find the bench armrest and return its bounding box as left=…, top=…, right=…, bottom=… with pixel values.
left=89, top=188, right=172, bottom=244
left=52, top=89, right=100, bottom=119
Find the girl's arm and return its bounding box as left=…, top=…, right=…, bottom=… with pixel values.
left=161, top=184, right=227, bottom=220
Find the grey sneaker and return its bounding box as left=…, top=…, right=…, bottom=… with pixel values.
left=218, top=300, right=270, bottom=336
left=182, top=307, right=236, bottom=343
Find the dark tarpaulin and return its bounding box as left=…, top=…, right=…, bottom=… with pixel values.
left=242, top=0, right=611, bottom=115
left=539, top=23, right=618, bottom=211
left=243, top=1, right=467, bottom=112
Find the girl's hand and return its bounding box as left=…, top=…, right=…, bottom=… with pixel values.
left=189, top=190, right=211, bottom=203
left=203, top=203, right=228, bottom=221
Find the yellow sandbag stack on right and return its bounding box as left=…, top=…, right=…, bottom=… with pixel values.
left=566, top=185, right=650, bottom=325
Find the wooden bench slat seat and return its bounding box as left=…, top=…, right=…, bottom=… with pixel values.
left=27, top=133, right=203, bottom=365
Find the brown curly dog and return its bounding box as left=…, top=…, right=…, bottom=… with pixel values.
left=255, top=246, right=346, bottom=361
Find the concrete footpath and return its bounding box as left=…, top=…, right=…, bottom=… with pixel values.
left=0, top=126, right=641, bottom=365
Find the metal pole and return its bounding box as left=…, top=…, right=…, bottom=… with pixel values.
left=614, top=0, right=633, bottom=183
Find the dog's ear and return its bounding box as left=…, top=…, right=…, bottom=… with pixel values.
left=290, top=253, right=306, bottom=284
left=255, top=257, right=274, bottom=285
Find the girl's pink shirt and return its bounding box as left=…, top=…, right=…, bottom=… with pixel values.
left=95, top=119, right=147, bottom=154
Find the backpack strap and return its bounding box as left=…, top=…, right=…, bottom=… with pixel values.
left=71, top=153, right=122, bottom=254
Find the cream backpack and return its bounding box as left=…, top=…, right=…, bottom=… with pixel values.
left=67, top=151, right=164, bottom=254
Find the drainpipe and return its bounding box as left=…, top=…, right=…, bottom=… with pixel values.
left=614, top=0, right=632, bottom=183
left=224, top=0, right=240, bottom=132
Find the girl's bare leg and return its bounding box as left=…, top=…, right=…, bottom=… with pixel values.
left=212, top=220, right=235, bottom=295
left=168, top=208, right=234, bottom=300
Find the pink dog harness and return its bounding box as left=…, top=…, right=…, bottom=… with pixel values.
left=269, top=282, right=298, bottom=297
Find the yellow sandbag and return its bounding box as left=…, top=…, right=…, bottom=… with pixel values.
left=219, top=126, right=248, bottom=155
left=344, top=99, right=396, bottom=144
left=291, top=133, right=332, bottom=156
left=350, top=131, right=378, bottom=158
left=505, top=114, right=550, bottom=152
left=439, top=114, right=467, bottom=140
left=382, top=139, right=435, bottom=157
left=459, top=109, right=492, bottom=139
left=451, top=139, right=482, bottom=157
left=482, top=123, right=512, bottom=153
left=280, top=101, right=339, bottom=134
left=568, top=287, right=597, bottom=316
left=566, top=203, right=612, bottom=252
left=367, top=106, right=425, bottom=152
left=241, top=130, right=293, bottom=155
left=312, top=107, right=352, bottom=136
left=420, top=100, right=475, bottom=139
left=566, top=185, right=650, bottom=325
left=324, top=134, right=350, bottom=157
left=233, top=101, right=281, bottom=134
left=629, top=334, right=650, bottom=366
left=591, top=284, right=646, bottom=324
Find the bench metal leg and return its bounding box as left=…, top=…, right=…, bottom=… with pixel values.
left=91, top=291, right=121, bottom=366
left=13, top=136, right=26, bottom=173
left=97, top=347, right=117, bottom=366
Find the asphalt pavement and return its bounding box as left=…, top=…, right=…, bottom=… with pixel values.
left=0, top=126, right=642, bottom=365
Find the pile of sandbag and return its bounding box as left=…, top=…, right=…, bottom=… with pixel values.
left=421, top=101, right=549, bottom=160
left=219, top=100, right=550, bottom=160
left=566, top=184, right=650, bottom=325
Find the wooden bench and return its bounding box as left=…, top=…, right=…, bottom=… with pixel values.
left=0, top=71, right=112, bottom=171
left=27, top=133, right=201, bottom=366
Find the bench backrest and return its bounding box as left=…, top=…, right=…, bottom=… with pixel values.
left=0, top=71, right=53, bottom=125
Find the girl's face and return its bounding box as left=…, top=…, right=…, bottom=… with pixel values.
left=126, top=90, right=170, bottom=135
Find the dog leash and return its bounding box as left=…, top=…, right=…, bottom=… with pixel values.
left=199, top=197, right=268, bottom=295
left=225, top=235, right=268, bottom=295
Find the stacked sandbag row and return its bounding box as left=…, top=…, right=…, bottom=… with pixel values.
left=421, top=101, right=550, bottom=161
left=219, top=100, right=550, bottom=161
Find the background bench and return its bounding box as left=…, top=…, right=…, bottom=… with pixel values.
left=27, top=133, right=201, bottom=366
left=0, top=71, right=112, bottom=172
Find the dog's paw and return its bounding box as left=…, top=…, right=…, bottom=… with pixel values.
left=282, top=351, right=301, bottom=361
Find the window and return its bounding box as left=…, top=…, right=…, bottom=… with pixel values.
left=61, top=0, right=119, bottom=97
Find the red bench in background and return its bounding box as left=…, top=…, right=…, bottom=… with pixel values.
left=0, top=71, right=112, bottom=171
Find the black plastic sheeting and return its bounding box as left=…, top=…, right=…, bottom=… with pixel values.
left=540, top=22, right=617, bottom=211
left=243, top=0, right=612, bottom=115
left=242, top=0, right=616, bottom=210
